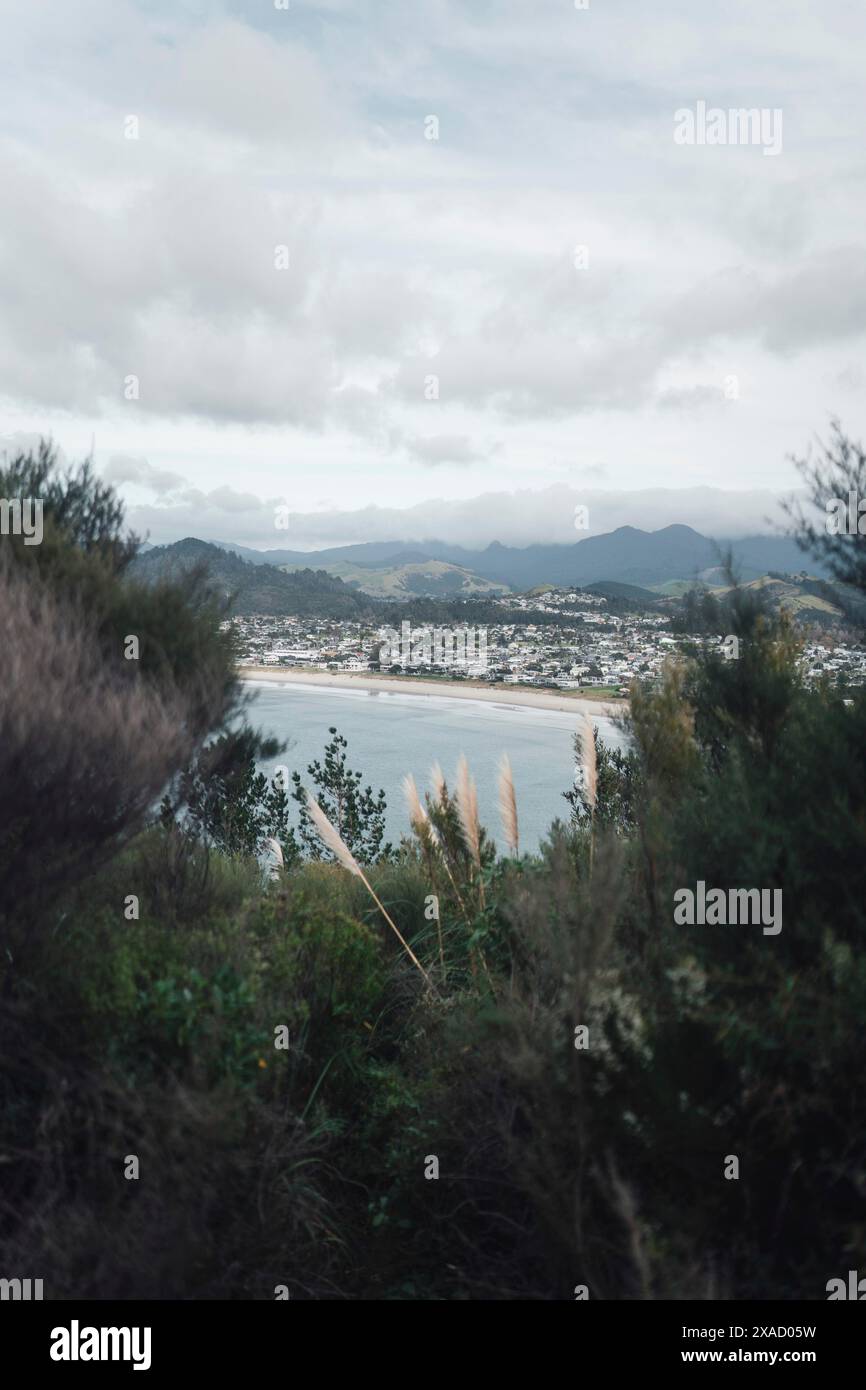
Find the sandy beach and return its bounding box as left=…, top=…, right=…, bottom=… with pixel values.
left=238, top=665, right=627, bottom=718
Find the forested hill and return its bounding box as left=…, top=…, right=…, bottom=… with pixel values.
left=128, top=538, right=384, bottom=618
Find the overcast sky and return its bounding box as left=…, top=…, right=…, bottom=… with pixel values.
left=1, top=0, right=864, bottom=548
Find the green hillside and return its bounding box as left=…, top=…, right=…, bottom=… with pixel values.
left=716, top=574, right=845, bottom=627
left=129, top=538, right=383, bottom=619
left=279, top=555, right=508, bottom=598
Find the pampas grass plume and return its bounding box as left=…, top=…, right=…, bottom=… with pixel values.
left=455, top=753, right=481, bottom=867
left=264, top=836, right=284, bottom=881
left=578, top=715, right=598, bottom=813
left=304, top=792, right=361, bottom=875
left=429, top=761, right=446, bottom=806
left=305, top=791, right=433, bottom=989
left=497, top=753, right=519, bottom=855
left=402, top=773, right=428, bottom=834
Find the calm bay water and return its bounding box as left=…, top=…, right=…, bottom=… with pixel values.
left=245, top=680, right=627, bottom=854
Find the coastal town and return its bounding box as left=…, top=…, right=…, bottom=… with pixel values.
left=225, top=586, right=866, bottom=692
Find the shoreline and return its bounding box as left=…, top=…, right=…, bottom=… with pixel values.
left=238, top=665, right=627, bottom=718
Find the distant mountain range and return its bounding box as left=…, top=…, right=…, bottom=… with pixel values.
left=129, top=529, right=846, bottom=629
left=215, top=524, right=827, bottom=592
left=128, top=538, right=564, bottom=624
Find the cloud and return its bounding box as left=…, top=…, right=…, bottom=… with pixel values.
left=103, top=455, right=187, bottom=496
left=205, top=486, right=268, bottom=514
left=0, top=0, right=865, bottom=506
left=656, top=385, right=727, bottom=412
left=149, top=21, right=346, bottom=148
left=660, top=251, right=866, bottom=356
left=271, top=485, right=793, bottom=549
left=102, top=453, right=286, bottom=540
left=403, top=434, right=488, bottom=466
left=123, top=476, right=798, bottom=550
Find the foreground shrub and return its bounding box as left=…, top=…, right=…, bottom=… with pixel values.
left=0, top=565, right=190, bottom=948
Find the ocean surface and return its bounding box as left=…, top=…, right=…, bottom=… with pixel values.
left=244, top=680, right=628, bottom=855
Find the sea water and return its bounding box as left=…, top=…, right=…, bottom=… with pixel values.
left=245, top=681, right=627, bottom=855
